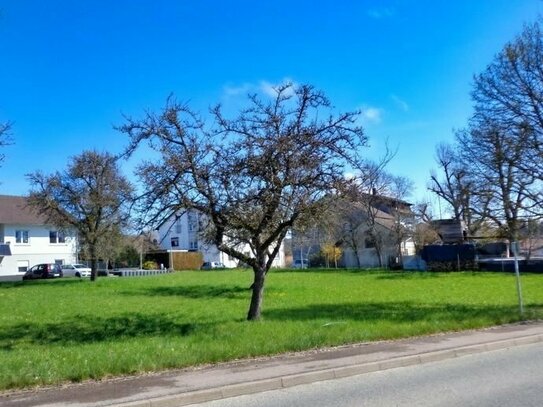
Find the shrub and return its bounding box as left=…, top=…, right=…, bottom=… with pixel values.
left=142, top=260, right=158, bottom=270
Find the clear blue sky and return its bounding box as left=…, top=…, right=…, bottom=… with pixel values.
left=0, top=1, right=541, bottom=203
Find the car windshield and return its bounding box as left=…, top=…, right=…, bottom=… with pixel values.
left=73, top=264, right=86, bottom=269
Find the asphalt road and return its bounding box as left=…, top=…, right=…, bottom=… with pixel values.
left=197, top=342, right=543, bottom=407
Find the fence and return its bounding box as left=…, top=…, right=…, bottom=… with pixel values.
left=113, top=269, right=172, bottom=277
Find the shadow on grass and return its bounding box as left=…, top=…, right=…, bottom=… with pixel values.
left=375, top=272, right=443, bottom=280
left=0, top=278, right=88, bottom=289
left=0, top=313, right=200, bottom=348
left=263, top=301, right=523, bottom=323
left=128, top=284, right=250, bottom=299
left=274, top=268, right=388, bottom=275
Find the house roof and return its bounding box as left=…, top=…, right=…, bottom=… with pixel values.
left=0, top=195, right=47, bottom=225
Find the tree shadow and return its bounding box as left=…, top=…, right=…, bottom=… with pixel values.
left=128, top=284, right=250, bottom=299
left=275, top=268, right=387, bottom=275
left=0, top=313, right=201, bottom=348
left=375, top=272, right=442, bottom=280
left=0, top=278, right=88, bottom=289
left=263, top=301, right=520, bottom=323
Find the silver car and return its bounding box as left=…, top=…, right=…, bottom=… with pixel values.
left=61, top=264, right=92, bottom=278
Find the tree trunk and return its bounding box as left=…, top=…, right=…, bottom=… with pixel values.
left=90, top=247, right=98, bottom=282
left=247, top=266, right=266, bottom=321
left=352, top=243, right=361, bottom=268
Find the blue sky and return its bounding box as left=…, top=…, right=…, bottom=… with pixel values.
left=0, top=1, right=541, bottom=204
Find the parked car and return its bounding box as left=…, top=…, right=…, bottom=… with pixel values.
left=292, top=259, right=309, bottom=269
left=61, top=264, right=92, bottom=278
left=23, top=263, right=63, bottom=280
left=201, top=261, right=226, bottom=270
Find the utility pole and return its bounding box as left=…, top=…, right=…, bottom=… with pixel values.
left=512, top=241, right=524, bottom=316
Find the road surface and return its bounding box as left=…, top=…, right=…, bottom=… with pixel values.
left=197, top=342, right=543, bottom=407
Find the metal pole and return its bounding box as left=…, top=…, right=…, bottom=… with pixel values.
left=512, top=241, right=524, bottom=316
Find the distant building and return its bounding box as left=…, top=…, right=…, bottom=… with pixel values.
left=292, top=192, right=416, bottom=268
left=155, top=209, right=286, bottom=268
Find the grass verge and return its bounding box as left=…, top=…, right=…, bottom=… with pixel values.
left=0, top=269, right=542, bottom=390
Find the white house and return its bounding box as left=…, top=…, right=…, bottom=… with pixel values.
left=0, top=195, right=77, bottom=277
left=155, top=209, right=286, bottom=268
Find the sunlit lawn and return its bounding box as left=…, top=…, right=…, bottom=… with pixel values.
left=0, top=269, right=542, bottom=390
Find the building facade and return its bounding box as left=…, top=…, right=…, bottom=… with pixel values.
left=0, top=195, right=77, bottom=276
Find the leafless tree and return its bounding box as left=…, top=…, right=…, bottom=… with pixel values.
left=27, top=151, right=134, bottom=280
left=0, top=122, right=12, bottom=168
left=471, top=19, right=543, bottom=183
left=119, top=83, right=368, bottom=320
left=456, top=125, right=540, bottom=242
left=429, top=19, right=543, bottom=243
left=428, top=142, right=485, bottom=235
left=387, top=175, right=415, bottom=266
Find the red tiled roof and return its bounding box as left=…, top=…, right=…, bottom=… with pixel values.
left=0, top=195, right=47, bottom=225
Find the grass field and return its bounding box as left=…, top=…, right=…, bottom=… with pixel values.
left=0, top=269, right=542, bottom=390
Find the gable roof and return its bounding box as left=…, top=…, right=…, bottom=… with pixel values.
left=0, top=195, right=47, bottom=225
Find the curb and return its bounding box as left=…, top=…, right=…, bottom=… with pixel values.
left=116, top=333, right=543, bottom=407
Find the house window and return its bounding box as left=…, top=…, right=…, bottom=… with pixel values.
left=175, top=221, right=182, bottom=234
left=15, top=230, right=29, bottom=244
left=49, top=231, right=66, bottom=244
left=188, top=212, right=198, bottom=232
left=17, top=260, right=29, bottom=272
left=189, top=240, right=198, bottom=250
left=171, top=237, right=179, bottom=247
left=365, top=238, right=376, bottom=249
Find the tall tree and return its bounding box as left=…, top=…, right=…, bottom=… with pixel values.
left=471, top=19, right=543, bottom=183
left=120, top=83, right=368, bottom=320
left=27, top=151, right=134, bottom=280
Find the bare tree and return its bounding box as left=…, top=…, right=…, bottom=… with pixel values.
left=336, top=199, right=366, bottom=268
left=456, top=125, right=540, bottom=242
left=387, top=175, right=415, bottom=266
left=429, top=19, right=543, bottom=243
left=411, top=201, right=440, bottom=251
left=27, top=151, right=134, bottom=280
left=471, top=19, right=543, bottom=184
left=120, top=83, right=368, bottom=320
left=0, top=122, right=12, bottom=168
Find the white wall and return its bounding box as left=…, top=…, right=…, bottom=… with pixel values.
left=0, top=224, right=77, bottom=276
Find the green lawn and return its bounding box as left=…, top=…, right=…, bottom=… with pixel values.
left=0, top=269, right=542, bottom=390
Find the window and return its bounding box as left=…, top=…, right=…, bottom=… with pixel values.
left=171, top=237, right=179, bottom=247
left=17, top=260, right=29, bottom=272
left=364, top=238, right=376, bottom=249
left=49, top=231, right=66, bottom=244
left=189, top=240, right=198, bottom=250
left=15, top=230, right=29, bottom=244
left=175, top=221, right=182, bottom=234
left=188, top=212, right=198, bottom=232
